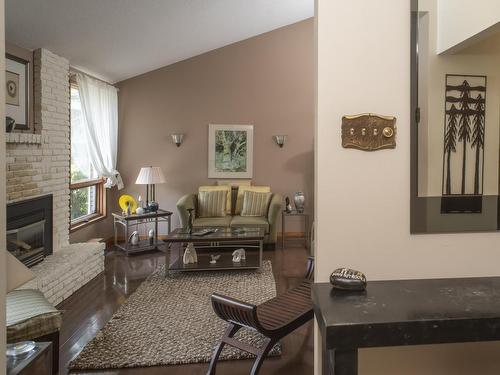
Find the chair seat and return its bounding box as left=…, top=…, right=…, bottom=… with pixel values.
left=7, top=289, right=62, bottom=343
left=230, top=215, right=270, bottom=232
left=257, top=280, right=313, bottom=331
left=193, top=216, right=232, bottom=228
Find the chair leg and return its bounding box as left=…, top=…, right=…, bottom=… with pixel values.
left=250, top=338, right=277, bottom=375
left=206, top=324, right=241, bottom=375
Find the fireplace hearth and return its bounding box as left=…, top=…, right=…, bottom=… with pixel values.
left=7, top=195, right=53, bottom=267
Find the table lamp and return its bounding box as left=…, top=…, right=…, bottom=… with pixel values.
left=7, top=251, right=35, bottom=292
left=135, top=166, right=166, bottom=212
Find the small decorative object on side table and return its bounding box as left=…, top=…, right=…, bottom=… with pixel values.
left=294, top=192, right=305, bottom=213
left=281, top=210, right=310, bottom=250
left=113, top=209, right=172, bottom=255
left=7, top=341, right=52, bottom=375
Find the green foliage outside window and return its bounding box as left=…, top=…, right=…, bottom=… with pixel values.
left=71, top=168, right=91, bottom=220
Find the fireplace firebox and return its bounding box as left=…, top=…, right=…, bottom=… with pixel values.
left=7, top=195, right=53, bottom=267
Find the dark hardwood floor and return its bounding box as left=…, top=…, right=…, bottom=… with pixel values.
left=58, top=241, right=314, bottom=375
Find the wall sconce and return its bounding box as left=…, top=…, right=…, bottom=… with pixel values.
left=171, top=133, right=184, bottom=147
left=273, top=135, right=286, bottom=148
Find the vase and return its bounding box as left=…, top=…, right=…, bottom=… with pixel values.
left=294, top=192, right=305, bottom=213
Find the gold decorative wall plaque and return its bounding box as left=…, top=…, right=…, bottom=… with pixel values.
left=341, top=113, right=396, bottom=151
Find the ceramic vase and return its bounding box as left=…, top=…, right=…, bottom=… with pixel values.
left=294, top=192, right=305, bottom=213
left=183, top=243, right=198, bottom=264
left=148, top=229, right=155, bottom=245
left=128, top=231, right=139, bottom=246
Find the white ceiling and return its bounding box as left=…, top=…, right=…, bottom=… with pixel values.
left=6, top=0, right=314, bottom=83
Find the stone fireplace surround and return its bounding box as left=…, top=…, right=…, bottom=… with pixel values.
left=6, top=46, right=105, bottom=305
left=6, top=48, right=70, bottom=250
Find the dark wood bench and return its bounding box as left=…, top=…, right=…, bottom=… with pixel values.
left=206, top=257, right=314, bottom=375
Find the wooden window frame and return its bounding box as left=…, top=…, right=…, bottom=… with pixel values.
left=70, top=178, right=107, bottom=232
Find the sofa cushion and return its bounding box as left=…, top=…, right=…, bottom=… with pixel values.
left=7, top=289, right=62, bottom=343
left=199, top=185, right=232, bottom=214
left=235, top=186, right=271, bottom=214
left=198, top=190, right=228, bottom=217
left=230, top=216, right=270, bottom=233
left=193, top=216, right=232, bottom=228
left=241, top=191, right=272, bottom=217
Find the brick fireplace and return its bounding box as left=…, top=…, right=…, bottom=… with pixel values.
left=6, top=46, right=106, bottom=305
left=6, top=48, right=70, bottom=252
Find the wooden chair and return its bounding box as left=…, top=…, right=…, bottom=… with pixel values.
left=206, top=257, right=314, bottom=375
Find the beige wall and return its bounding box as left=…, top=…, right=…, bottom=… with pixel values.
left=438, top=0, right=500, bottom=53
left=93, top=19, right=315, bottom=237
left=316, top=0, right=500, bottom=374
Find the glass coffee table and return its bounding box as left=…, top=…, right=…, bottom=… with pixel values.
left=164, top=227, right=265, bottom=275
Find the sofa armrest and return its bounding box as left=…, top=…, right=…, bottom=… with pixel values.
left=176, top=194, right=196, bottom=229
left=267, top=193, right=283, bottom=243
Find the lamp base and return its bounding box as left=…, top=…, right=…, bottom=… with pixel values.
left=148, top=201, right=159, bottom=212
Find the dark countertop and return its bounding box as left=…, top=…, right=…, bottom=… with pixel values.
left=313, top=277, right=500, bottom=349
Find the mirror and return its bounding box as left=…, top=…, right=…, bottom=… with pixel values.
left=411, top=0, right=500, bottom=233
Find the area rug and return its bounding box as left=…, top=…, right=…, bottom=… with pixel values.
left=68, top=261, right=280, bottom=370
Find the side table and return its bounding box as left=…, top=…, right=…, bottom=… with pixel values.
left=281, top=210, right=310, bottom=249
left=113, top=209, right=172, bottom=255
left=7, top=342, right=52, bottom=375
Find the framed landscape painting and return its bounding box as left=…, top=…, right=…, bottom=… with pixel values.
left=208, top=124, right=253, bottom=179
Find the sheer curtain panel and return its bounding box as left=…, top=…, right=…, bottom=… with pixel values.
left=76, top=73, right=123, bottom=189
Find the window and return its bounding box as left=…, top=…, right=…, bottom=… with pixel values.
left=70, top=84, right=106, bottom=231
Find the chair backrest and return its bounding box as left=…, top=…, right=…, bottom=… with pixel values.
left=304, top=256, right=314, bottom=281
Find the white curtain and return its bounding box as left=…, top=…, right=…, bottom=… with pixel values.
left=76, top=73, right=123, bottom=189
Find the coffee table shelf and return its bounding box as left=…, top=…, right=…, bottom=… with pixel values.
left=164, top=227, right=264, bottom=275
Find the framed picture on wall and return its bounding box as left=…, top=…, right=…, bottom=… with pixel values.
left=208, top=124, right=254, bottom=179
left=5, top=54, right=30, bottom=130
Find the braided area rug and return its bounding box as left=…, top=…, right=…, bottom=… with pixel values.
left=68, top=261, right=280, bottom=370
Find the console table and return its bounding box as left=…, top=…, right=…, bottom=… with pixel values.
left=113, top=209, right=172, bottom=255
left=313, top=277, right=500, bottom=375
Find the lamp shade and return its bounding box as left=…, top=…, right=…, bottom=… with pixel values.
left=6, top=251, right=35, bottom=293
left=135, top=166, right=166, bottom=185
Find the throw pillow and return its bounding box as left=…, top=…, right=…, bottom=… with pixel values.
left=199, top=185, right=232, bottom=214
left=241, top=191, right=272, bottom=217
left=235, top=185, right=271, bottom=214
left=198, top=190, right=228, bottom=218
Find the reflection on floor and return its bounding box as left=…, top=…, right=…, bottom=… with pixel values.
left=58, top=241, right=314, bottom=375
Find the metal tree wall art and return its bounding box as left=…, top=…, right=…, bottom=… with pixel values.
left=442, top=75, right=486, bottom=199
